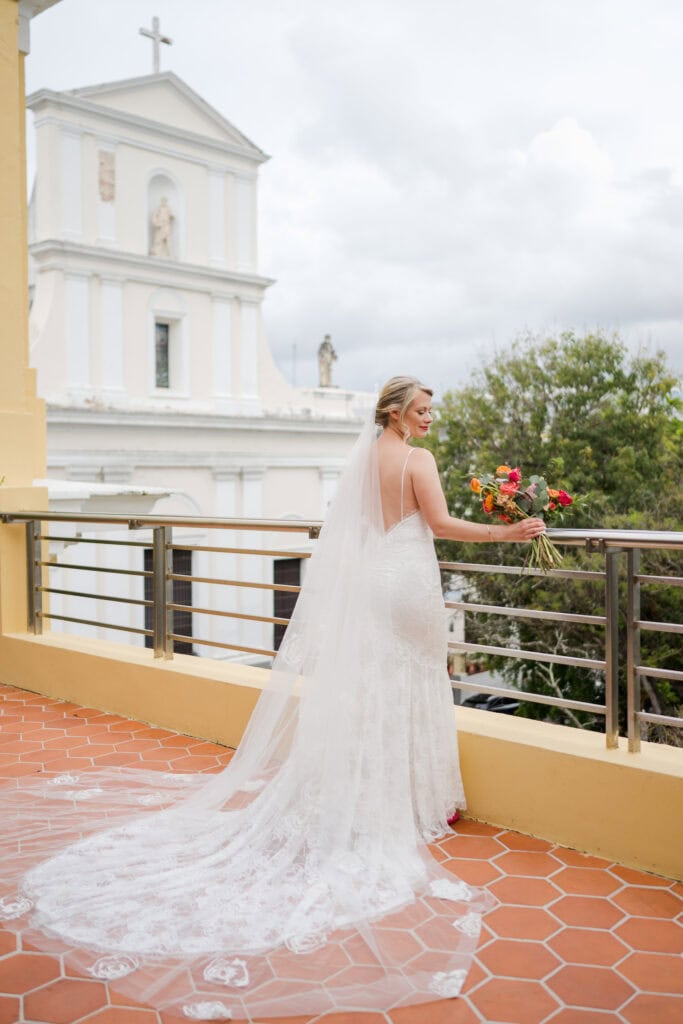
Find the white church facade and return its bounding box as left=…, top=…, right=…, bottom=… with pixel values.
left=27, top=71, right=372, bottom=661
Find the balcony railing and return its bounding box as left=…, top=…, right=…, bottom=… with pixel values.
left=2, top=512, right=681, bottom=753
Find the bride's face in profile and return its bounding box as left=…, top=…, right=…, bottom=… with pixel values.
left=399, top=390, right=433, bottom=439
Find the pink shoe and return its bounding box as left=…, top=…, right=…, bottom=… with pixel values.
left=447, top=810, right=460, bottom=826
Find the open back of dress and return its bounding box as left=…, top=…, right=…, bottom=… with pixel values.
left=0, top=416, right=493, bottom=1019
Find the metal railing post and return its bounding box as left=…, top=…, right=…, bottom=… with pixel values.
left=627, top=548, right=641, bottom=752
left=604, top=548, right=620, bottom=749
left=152, top=525, right=173, bottom=659
left=25, top=520, right=42, bottom=635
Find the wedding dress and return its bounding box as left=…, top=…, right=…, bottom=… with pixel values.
left=0, top=415, right=494, bottom=1020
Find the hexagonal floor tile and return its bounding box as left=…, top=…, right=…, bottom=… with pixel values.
left=621, top=992, right=683, bottom=1024
left=548, top=964, right=634, bottom=1010
left=617, top=951, right=683, bottom=994
left=0, top=950, right=61, bottom=994
left=439, top=835, right=506, bottom=860
left=551, top=895, right=625, bottom=929
left=470, top=976, right=559, bottom=1023
left=615, top=918, right=683, bottom=954
left=485, top=906, right=560, bottom=940
left=24, top=977, right=108, bottom=1023
left=494, top=851, right=563, bottom=878
left=489, top=876, right=561, bottom=907
left=612, top=887, right=683, bottom=919
left=549, top=927, right=629, bottom=966
left=478, top=938, right=561, bottom=979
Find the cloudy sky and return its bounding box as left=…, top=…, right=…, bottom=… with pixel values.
left=25, top=0, right=683, bottom=394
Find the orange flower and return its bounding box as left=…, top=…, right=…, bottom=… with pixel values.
left=470, top=478, right=482, bottom=493
left=496, top=464, right=512, bottom=476
left=483, top=493, right=495, bottom=514
left=548, top=488, right=560, bottom=498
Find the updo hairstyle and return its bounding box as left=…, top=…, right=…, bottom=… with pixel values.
left=375, top=376, right=433, bottom=430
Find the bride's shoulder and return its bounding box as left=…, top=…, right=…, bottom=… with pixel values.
left=409, top=446, right=436, bottom=467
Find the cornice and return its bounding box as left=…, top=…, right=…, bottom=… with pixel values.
left=26, top=87, right=270, bottom=165
left=46, top=450, right=349, bottom=472
left=46, top=406, right=365, bottom=436
left=30, top=239, right=274, bottom=292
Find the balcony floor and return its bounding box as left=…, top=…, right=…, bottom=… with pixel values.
left=0, top=681, right=681, bottom=1024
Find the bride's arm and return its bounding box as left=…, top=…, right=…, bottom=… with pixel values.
left=410, top=448, right=545, bottom=543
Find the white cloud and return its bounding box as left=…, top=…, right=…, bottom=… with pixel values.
left=24, top=0, right=683, bottom=393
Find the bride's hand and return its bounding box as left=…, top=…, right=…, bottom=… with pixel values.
left=504, top=517, right=546, bottom=542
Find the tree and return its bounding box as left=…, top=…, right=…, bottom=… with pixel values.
left=427, top=331, right=682, bottom=743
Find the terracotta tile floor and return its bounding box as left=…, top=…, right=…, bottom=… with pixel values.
left=1, top=681, right=681, bottom=1024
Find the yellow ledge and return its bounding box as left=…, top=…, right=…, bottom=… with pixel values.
left=1, top=631, right=681, bottom=881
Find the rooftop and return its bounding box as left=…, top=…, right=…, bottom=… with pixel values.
left=0, top=683, right=680, bottom=1024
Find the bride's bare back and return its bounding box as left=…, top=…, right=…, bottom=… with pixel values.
left=377, top=433, right=421, bottom=532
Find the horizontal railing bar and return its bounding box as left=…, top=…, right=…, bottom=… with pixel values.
left=169, top=573, right=300, bottom=593
left=38, top=561, right=151, bottom=578
left=169, top=634, right=277, bottom=658
left=636, top=665, right=683, bottom=683
left=446, top=601, right=606, bottom=626
left=454, top=677, right=607, bottom=715
left=171, top=543, right=312, bottom=559
left=635, top=711, right=683, bottom=729
left=449, top=640, right=606, bottom=671
left=3, top=511, right=320, bottom=533
left=168, top=603, right=290, bottom=626
left=39, top=586, right=151, bottom=608
left=39, top=612, right=151, bottom=636
left=41, top=534, right=149, bottom=548
left=548, top=528, right=683, bottom=550
left=635, top=574, right=683, bottom=588
left=439, top=561, right=603, bottom=581
left=636, top=620, right=683, bottom=635
left=5, top=513, right=681, bottom=548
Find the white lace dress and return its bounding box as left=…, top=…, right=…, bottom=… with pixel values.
left=0, top=426, right=493, bottom=1020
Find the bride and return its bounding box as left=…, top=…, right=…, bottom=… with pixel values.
left=0, top=376, right=545, bottom=1021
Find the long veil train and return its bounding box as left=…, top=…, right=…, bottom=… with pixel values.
left=0, top=413, right=495, bottom=1020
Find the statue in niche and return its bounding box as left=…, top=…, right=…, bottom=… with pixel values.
left=151, top=196, right=174, bottom=258
left=317, top=334, right=337, bottom=388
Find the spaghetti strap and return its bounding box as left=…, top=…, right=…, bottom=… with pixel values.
left=400, top=447, right=416, bottom=521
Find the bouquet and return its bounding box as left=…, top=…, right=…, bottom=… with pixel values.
left=469, top=464, right=575, bottom=571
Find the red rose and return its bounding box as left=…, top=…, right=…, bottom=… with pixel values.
left=549, top=501, right=557, bottom=510
left=558, top=490, right=573, bottom=506
left=508, top=467, right=521, bottom=483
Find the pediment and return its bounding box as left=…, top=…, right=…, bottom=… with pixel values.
left=65, top=73, right=266, bottom=160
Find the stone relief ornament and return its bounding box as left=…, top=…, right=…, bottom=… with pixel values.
left=98, top=151, right=115, bottom=202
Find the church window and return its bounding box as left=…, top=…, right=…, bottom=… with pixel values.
left=155, top=321, right=170, bottom=388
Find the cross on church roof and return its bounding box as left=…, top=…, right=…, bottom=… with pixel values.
left=139, top=16, right=173, bottom=74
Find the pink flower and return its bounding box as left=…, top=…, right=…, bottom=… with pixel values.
left=508, top=467, right=521, bottom=483
left=499, top=481, right=519, bottom=495
left=558, top=490, right=573, bottom=506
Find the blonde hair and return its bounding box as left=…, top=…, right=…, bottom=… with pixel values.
left=375, top=376, right=433, bottom=430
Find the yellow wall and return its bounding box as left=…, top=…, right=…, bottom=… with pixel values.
left=1, top=630, right=681, bottom=880
left=0, top=0, right=47, bottom=487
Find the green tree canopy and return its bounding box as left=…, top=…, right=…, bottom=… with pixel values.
left=428, top=331, right=682, bottom=742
